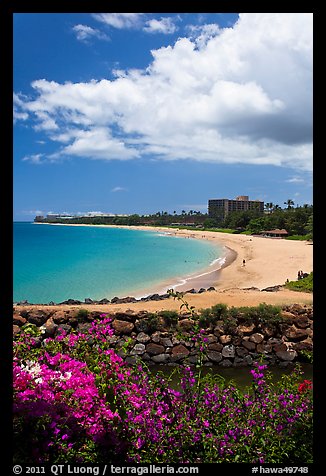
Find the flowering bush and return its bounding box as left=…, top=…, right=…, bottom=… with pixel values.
left=13, top=314, right=313, bottom=464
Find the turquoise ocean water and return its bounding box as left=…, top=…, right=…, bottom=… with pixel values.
left=13, top=223, right=224, bottom=304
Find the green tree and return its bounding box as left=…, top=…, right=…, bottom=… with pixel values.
left=305, top=214, right=313, bottom=239
left=284, top=199, right=295, bottom=210
left=265, top=202, right=275, bottom=214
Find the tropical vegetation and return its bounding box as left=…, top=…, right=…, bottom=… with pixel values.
left=14, top=311, right=313, bottom=464
left=35, top=200, right=313, bottom=239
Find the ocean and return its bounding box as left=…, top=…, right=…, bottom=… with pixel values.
left=13, top=222, right=224, bottom=304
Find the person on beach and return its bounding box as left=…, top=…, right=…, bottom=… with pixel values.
left=242, top=259, right=246, bottom=266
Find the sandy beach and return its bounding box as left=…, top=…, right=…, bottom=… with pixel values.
left=28, top=223, right=313, bottom=311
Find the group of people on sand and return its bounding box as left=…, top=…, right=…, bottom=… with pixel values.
left=297, top=270, right=308, bottom=280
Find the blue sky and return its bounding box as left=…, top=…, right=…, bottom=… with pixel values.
left=13, top=13, right=313, bottom=221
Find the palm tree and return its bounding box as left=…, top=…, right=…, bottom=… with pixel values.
left=265, top=202, right=274, bottom=214
left=284, top=199, right=295, bottom=210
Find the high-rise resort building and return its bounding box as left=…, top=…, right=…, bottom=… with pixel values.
left=208, top=196, right=264, bottom=220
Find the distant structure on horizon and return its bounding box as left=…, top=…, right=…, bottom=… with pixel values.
left=208, top=195, right=264, bottom=220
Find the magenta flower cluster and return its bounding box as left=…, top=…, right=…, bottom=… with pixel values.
left=13, top=315, right=313, bottom=464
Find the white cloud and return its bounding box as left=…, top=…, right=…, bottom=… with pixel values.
left=22, top=154, right=44, bottom=164
left=186, top=23, right=221, bottom=47
left=111, top=186, right=128, bottom=192
left=15, top=13, right=312, bottom=172
left=14, top=93, right=29, bottom=122
left=143, top=17, right=178, bottom=34
left=92, top=13, right=144, bottom=29
left=22, top=209, right=47, bottom=216
left=72, top=24, right=109, bottom=42
left=285, top=176, right=305, bottom=183
left=62, top=127, right=140, bottom=160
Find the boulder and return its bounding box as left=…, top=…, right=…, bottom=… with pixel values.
left=235, top=346, right=248, bottom=357
left=249, top=333, right=264, bottom=344
left=213, top=321, right=225, bottom=335
left=281, top=311, right=296, bottom=322
left=125, top=356, right=138, bottom=365
left=177, top=319, right=194, bottom=331
left=52, top=311, right=69, bottom=324
left=130, top=343, right=146, bottom=355
left=222, top=345, right=235, bottom=358
left=242, top=339, right=256, bottom=351
left=146, top=343, right=165, bottom=355
left=207, top=351, right=223, bottom=363
left=273, top=343, right=288, bottom=353
left=256, top=343, right=273, bottom=354
left=44, top=317, right=57, bottom=336
left=98, top=298, right=110, bottom=304
left=294, top=315, right=310, bottom=329
left=236, top=323, right=255, bottom=335
left=19, top=309, right=30, bottom=318
left=113, top=312, right=137, bottom=323
left=60, top=299, right=82, bottom=305
left=244, top=355, right=253, bottom=365
left=110, top=297, right=121, bottom=303
left=171, top=344, right=190, bottom=360
left=287, top=304, right=309, bottom=315
left=13, top=325, right=20, bottom=336
left=219, top=335, right=232, bottom=344
left=151, top=354, right=170, bottom=363
left=27, top=310, right=49, bottom=326
left=111, top=320, right=134, bottom=334
left=258, top=324, right=276, bottom=337
left=151, top=331, right=161, bottom=343
left=292, top=338, right=313, bottom=352
left=208, top=342, right=223, bottom=352
left=276, top=349, right=297, bottom=361
left=185, top=288, right=197, bottom=294
left=142, top=294, right=161, bottom=301
left=219, top=359, right=232, bottom=367
left=13, top=313, right=27, bottom=327
left=160, top=337, right=173, bottom=347
left=261, top=285, right=282, bottom=292
left=136, top=332, right=151, bottom=343
left=188, top=355, right=200, bottom=364
left=205, top=334, right=217, bottom=344
left=267, top=337, right=282, bottom=345
left=284, top=325, right=309, bottom=341
left=116, top=296, right=137, bottom=304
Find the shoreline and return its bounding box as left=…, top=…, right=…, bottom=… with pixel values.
left=26, top=222, right=313, bottom=309
left=32, top=222, right=231, bottom=299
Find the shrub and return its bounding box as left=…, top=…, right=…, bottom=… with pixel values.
left=157, top=310, right=179, bottom=328
left=76, top=308, right=89, bottom=319
left=285, top=272, right=313, bottom=293
left=13, top=312, right=313, bottom=464
left=229, top=304, right=282, bottom=326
